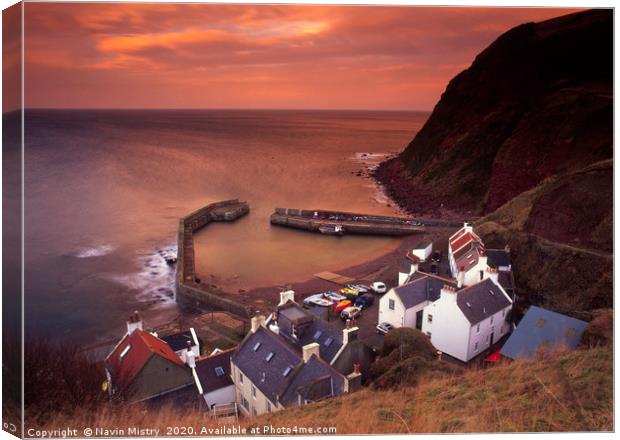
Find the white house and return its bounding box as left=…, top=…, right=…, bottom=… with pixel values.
left=160, top=328, right=201, bottom=364
left=193, top=348, right=236, bottom=411
left=379, top=272, right=458, bottom=331
left=410, top=241, right=433, bottom=262
left=421, top=270, right=513, bottom=362
left=448, top=223, right=490, bottom=287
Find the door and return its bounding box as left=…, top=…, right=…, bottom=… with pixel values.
left=415, top=310, right=423, bottom=330
left=490, top=330, right=495, bottom=347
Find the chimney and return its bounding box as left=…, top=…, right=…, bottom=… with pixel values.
left=345, top=363, right=362, bottom=393
left=440, top=285, right=457, bottom=302
left=410, top=261, right=419, bottom=275
left=279, top=290, right=295, bottom=306
left=302, top=342, right=320, bottom=363
left=342, top=326, right=359, bottom=345
left=436, top=351, right=443, bottom=361
left=126, top=311, right=143, bottom=335
left=251, top=315, right=266, bottom=333
left=186, top=350, right=196, bottom=369
left=486, top=267, right=499, bottom=284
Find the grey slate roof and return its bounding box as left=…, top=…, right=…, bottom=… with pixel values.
left=393, top=275, right=455, bottom=309
left=456, top=278, right=512, bottom=324
left=500, top=306, right=588, bottom=360
left=231, top=326, right=345, bottom=408
left=486, top=249, right=511, bottom=269
left=279, top=355, right=345, bottom=407
left=231, top=326, right=300, bottom=405
left=277, top=302, right=343, bottom=363
left=194, top=349, right=234, bottom=394
left=160, top=331, right=195, bottom=352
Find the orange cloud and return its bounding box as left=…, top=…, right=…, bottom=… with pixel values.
left=22, top=4, right=583, bottom=110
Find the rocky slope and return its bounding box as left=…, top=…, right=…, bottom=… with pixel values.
left=375, top=9, right=612, bottom=216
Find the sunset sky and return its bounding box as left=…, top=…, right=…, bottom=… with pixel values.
left=19, top=4, right=580, bottom=110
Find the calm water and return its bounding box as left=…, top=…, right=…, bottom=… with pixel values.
left=19, top=109, right=427, bottom=344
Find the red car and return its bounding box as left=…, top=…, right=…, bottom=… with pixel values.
left=332, top=299, right=352, bottom=313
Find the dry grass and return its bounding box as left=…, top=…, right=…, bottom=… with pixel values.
left=255, top=347, right=612, bottom=434
left=30, top=347, right=612, bottom=435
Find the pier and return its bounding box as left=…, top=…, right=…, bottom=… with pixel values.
left=176, top=199, right=251, bottom=318
left=270, top=207, right=425, bottom=236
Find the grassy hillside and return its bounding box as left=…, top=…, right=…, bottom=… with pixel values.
left=475, top=160, right=612, bottom=314
left=254, top=347, right=611, bottom=433
left=33, top=347, right=611, bottom=434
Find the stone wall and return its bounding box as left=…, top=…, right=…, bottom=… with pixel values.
left=175, top=199, right=251, bottom=318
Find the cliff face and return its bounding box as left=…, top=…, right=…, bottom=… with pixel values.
left=375, top=9, right=612, bottom=216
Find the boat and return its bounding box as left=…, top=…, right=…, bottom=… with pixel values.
left=319, top=224, right=344, bottom=236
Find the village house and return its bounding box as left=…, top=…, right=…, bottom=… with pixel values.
left=448, top=223, right=488, bottom=287
left=160, top=328, right=201, bottom=364
left=381, top=262, right=458, bottom=330
left=230, top=292, right=367, bottom=417
left=410, top=240, right=433, bottom=262
left=104, top=313, right=194, bottom=403
left=421, top=271, right=513, bottom=362
left=500, top=306, right=588, bottom=360
left=193, top=348, right=236, bottom=410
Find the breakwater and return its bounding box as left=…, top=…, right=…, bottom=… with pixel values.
left=176, top=199, right=251, bottom=318
left=270, top=208, right=425, bottom=236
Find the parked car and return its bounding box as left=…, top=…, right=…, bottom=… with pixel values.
left=354, top=293, right=375, bottom=309
left=347, top=284, right=370, bottom=293
left=376, top=322, right=394, bottom=334
left=332, top=299, right=352, bottom=313
left=370, top=281, right=387, bottom=294
left=340, top=306, right=362, bottom=321
left=431, top=251, right=442, bottom=263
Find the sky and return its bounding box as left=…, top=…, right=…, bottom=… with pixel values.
left=16, top=4, right=581, bottom=110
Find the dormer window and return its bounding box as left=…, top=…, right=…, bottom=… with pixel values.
left=214, top=367, right=225, bottom=377
left=253, top=342, right=262, bottom=352
left=324, top=337, right=333, bottom=347
left=313, top=330, right=322, bottom=340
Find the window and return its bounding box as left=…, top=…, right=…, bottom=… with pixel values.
left=120, top=344, right=132, bottom=359
left=485, top=334, right=489, bottom=342
left=239, top=372, right=244, bottom=384
left=426, top=331, right=432, bottom=338
left=502, top=309, right=505, bottom=317
left=474, top=342, right=479, bottom=351
left=313, top=330, right=322, bottom=340
left=389, top=299, right=395, bottom=310
left=253, top=342, right=262, bottom=352
left=490, top=316, right=494, bottom=324
left=427, top=314, right=433, bottom=323
left=214, top=367, right=225, bottom=377
left=266, top=352, right=275, bottom=362
left=480, top=270, right=483, bottom=280
left=476, top=324, right=480, bottom=333
left=242, top=397, right=249, bottom=410
left=252, top=408, right=257, bottom=417
left=324, top=337, right=333, bottom=347
left=252, top=385, right=257, bottom=399
left=267, top=402, right=272, bottom=413
left=283, top=366, right=292, bottom=377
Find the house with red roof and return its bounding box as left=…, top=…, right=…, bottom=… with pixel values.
left=448, top=223, right=489, bottom=287
left=104, top=313, right=194, bottom=403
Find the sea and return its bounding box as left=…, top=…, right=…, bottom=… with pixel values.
left=10, top=109, right=428, bottom=344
